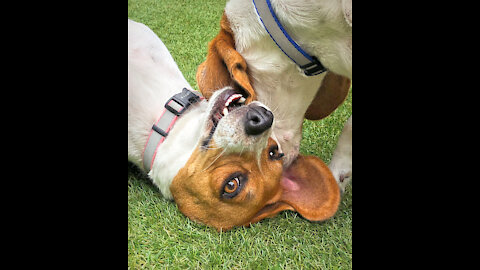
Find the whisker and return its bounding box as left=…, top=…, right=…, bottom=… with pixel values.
left=257, top=150, right=264, bottom=177
left=239, top=145, right=245, bottom=157
left=200, top=145, right=221, bottom=150
left=270, top=103, right=281, bottom=116
left=202, top=148, right=227, bottom=172
left=203, top=146, right=221, bottom=150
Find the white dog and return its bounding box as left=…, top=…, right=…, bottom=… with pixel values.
left=196, top=0, right=352, bottom=192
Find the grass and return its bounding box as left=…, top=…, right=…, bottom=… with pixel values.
left=128, top=0, right=352, bottom=269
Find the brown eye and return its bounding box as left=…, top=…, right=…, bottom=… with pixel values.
left=268, top=145, right=284, bottom=160
left=224, top=177, right=239, bottom=193
left=221, top=173, right=246, bottom=199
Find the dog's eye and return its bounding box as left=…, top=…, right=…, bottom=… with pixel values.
left=221, top=173, right=246, bottom=199
left=268, top=145, right=284, bottom=161
left=224, top=178, right=239, bottom=193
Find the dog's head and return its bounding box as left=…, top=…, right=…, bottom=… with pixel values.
left=170, top=87, right=340, bottom=231
left=196, top=13, right=351, bottom=121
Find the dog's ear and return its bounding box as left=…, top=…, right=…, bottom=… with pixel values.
left=304, top=72, right=351, bottom=120
left=196, top=14, right=256, bottom=103
left=246, top=155, right=341, bottom=225
left=342, top=0, right=352, bottom=27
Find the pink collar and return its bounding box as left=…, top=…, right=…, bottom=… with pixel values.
left=142, top=88, right=203, bottom=172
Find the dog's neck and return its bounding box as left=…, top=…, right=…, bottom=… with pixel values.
left=147, top=101, right=208, bottom=199
left=128, top=79, right=208, bottom=199
left=226, top=0, right=352, bottom=78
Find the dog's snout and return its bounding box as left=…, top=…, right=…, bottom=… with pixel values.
left=244, top=106, right=273, bottom=135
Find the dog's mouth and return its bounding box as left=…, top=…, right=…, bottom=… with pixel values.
left=211, top=89, right=246, bottom=126
left=202, top=89, right=246, bottom=148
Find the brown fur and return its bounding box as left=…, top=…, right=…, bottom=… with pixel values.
left=196, top=14, right=257, bottom=104
left=170, top=138, right=283, bottom=231
left=278, top=155, right=340, bottom=221
left=170, top=139, right=340, bottom=231
left=304, top=73, right=351, bottom=120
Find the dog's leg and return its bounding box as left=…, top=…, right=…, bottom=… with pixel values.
left=329, top=115, right=352, bottom=194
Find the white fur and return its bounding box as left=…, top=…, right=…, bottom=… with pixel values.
left=128, top=19, right=203, bottom=199
left=224, top=0, right=352, bottom=190
left=329, top=116, right=352, bottom=193
left=128, top=19, right=273, bottom=199
left=212, top=100, right=271, bottom=154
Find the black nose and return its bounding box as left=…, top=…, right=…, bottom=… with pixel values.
left=244, top=105, right=273, bottom=135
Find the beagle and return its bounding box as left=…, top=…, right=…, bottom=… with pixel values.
left=128, top=19, right=340, bottom=231
left=196, top=0, right=353, bottom=193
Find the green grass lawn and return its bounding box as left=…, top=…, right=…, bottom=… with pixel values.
left=128, top=0, right=352, bottom=268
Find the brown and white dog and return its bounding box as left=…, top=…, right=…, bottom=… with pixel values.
left=196, top=0, right=352, bottom=193
left=128, top=19, right=340, bottom=231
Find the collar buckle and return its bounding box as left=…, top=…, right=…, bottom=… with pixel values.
left=300, top=56, right=327, bottom=76
left=253, top=0, right=328, bottom=76
left=165, top=88, right=202, bottom=116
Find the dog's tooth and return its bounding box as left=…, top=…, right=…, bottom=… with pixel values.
left=223, top=107, right=229, bottom=116
left=238, top=97, right=246, bottom=103
left=225, top=97, right=233, bottom=107
left=225, top=94, right=243, bottom=108
left=226, top=95, right=237, bottom=106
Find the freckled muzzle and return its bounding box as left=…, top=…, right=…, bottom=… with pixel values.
left=206, top=93, right=274, bottom=154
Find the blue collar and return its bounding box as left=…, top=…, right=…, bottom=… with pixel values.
left=252, top=0, right=327, bottom=76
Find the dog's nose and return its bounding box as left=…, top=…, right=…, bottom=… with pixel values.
left=244, top=105, right=273, bottom=135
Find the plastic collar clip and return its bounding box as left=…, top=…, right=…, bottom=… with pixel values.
left=165, top=88, right=202, bottom=116
left=300, top=56, right=326, bottom=76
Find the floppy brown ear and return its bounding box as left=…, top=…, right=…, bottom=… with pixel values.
left=246, top=154, right=341, bottom=225
left=196, top=14, right=256, bottom=103
left=304, top=72, right=351, bottom=120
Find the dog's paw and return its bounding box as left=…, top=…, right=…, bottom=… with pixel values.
left=332, top=169, right=352, bottom=195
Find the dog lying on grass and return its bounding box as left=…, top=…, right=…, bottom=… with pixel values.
left=128, top=19, right=340, bottom=231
